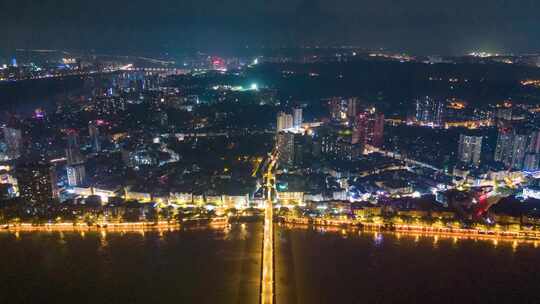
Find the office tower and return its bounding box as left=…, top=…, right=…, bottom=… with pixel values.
left=65, top=130, right=86, bottom=186
left=88, top=122, right=101, bottom=153
left=16, top=162, right=55, bottom=204
left=277, top=112, right=293, bottom=132
left=11, top=58, right=17, bottom=67
left=67, top=164, right=86, bottom=187
left=458, top=134, right=483, bottom=167
left=3, top=127, right=22, bottom=160
left=293, top=107, right=303, bottom=128
left=277, top=132, right=295, bottom=167
left=414, top=96, right=445, bottom=127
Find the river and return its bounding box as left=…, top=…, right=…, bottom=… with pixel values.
left=0, top=223, right=262, bottom=304
left=1, top=223, right=539, bottom=304
left=275, top=225, right=540, bottom=304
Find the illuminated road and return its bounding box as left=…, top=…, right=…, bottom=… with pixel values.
left=261, top=153, right=277, bottom=304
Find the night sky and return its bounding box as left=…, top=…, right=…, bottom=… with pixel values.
left=1, top=0, right=540, bottom=55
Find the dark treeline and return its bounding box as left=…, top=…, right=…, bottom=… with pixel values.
left=248, top=60, right=540, bottom=111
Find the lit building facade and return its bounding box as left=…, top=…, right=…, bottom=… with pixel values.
left=458, top=134, right=483, bottom=167
left=352, top=110, right=385, bottom=150
left=3, top=127, right=22, bottom=160
left=414, top=96, right=445, bottom=127
left=88, top=122, right=101, bottom=153
left=293, top=107, right=303, bottom=128
left=277, top=132, right=295, bottom=167
left=65, top=130, right=86, bottom=186
left=277, top=112, right=293, bottom=132
left=329, top=97, right=358, bottom=123
left=16, top=162, right=56, bottom=204
left=495, top=127, right=540, bottom=170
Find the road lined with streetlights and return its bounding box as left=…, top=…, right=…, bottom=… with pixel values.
left=261, top=152, right=278, bottom=304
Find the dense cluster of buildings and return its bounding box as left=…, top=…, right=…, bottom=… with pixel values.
left=270, top=93, right=540, bottom=230
left=276, top=98, right=384, bottom=168
left=1, top=51, right=540, bottom=231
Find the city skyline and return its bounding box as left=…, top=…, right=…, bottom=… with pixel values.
left=2, top=3, right=540, bottom=303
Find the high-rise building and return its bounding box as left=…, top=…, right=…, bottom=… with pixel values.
left=3, top=127, right=22, bottom=160
left=277, top=112, right=293, bottom=132
left=347, top=98, right=358, bottom=120
left=494, top=128, right=514, bottom=164
left=66, top=130, right=84, bottom=165
left=67, top=164, right=86, bottom=187
left=524, top=153, right=540, bottom=171
left=510, top=133, right=529, bottom=169
left=414, top=96, right=445, bottom=127
left=352, top=110, right=385, bottom=150
left=329, top=97, right=359, bottom=123
left=317, top=125, right=354, bottom=161
left=293, top=107, right=303, bottom=128
left=65, top=130, right=86, bottom=186
left=527, top=130, right=540, bottom=154
left=277, top=132, right=295, bottom=167
left=494, top=127, right=540, bottom=170
left=458, top=134, right=483, bottom=167
left=88, top=122, right=101, bottom=153
left=369, top=112, right=385, bottom=148
left=16, top=162, right=55, bottom=204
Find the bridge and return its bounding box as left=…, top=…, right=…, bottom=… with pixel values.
left=261, top=151, right=278, bottom=304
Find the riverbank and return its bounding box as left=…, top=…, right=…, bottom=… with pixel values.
left=279, top=216, right=540, bottom=242
left=0, top=217, right=229, bottom=232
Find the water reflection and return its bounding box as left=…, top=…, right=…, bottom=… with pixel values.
left=276, top=225, right=540, bottom=304
left=373, top=232, right=383, bottom=246
left=58, top=231, right=66, bottom=246
left=0, top=223, right=261, bottom=304
left=99, top=230, right=108, bottom=249
left=280, top=224, right=540, bottom=251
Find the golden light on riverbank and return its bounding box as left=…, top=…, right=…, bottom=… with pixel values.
left=280, top=220, right=540, bottom=248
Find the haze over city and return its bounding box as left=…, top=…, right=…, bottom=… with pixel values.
left=2, top=0, right=540, bottom=55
